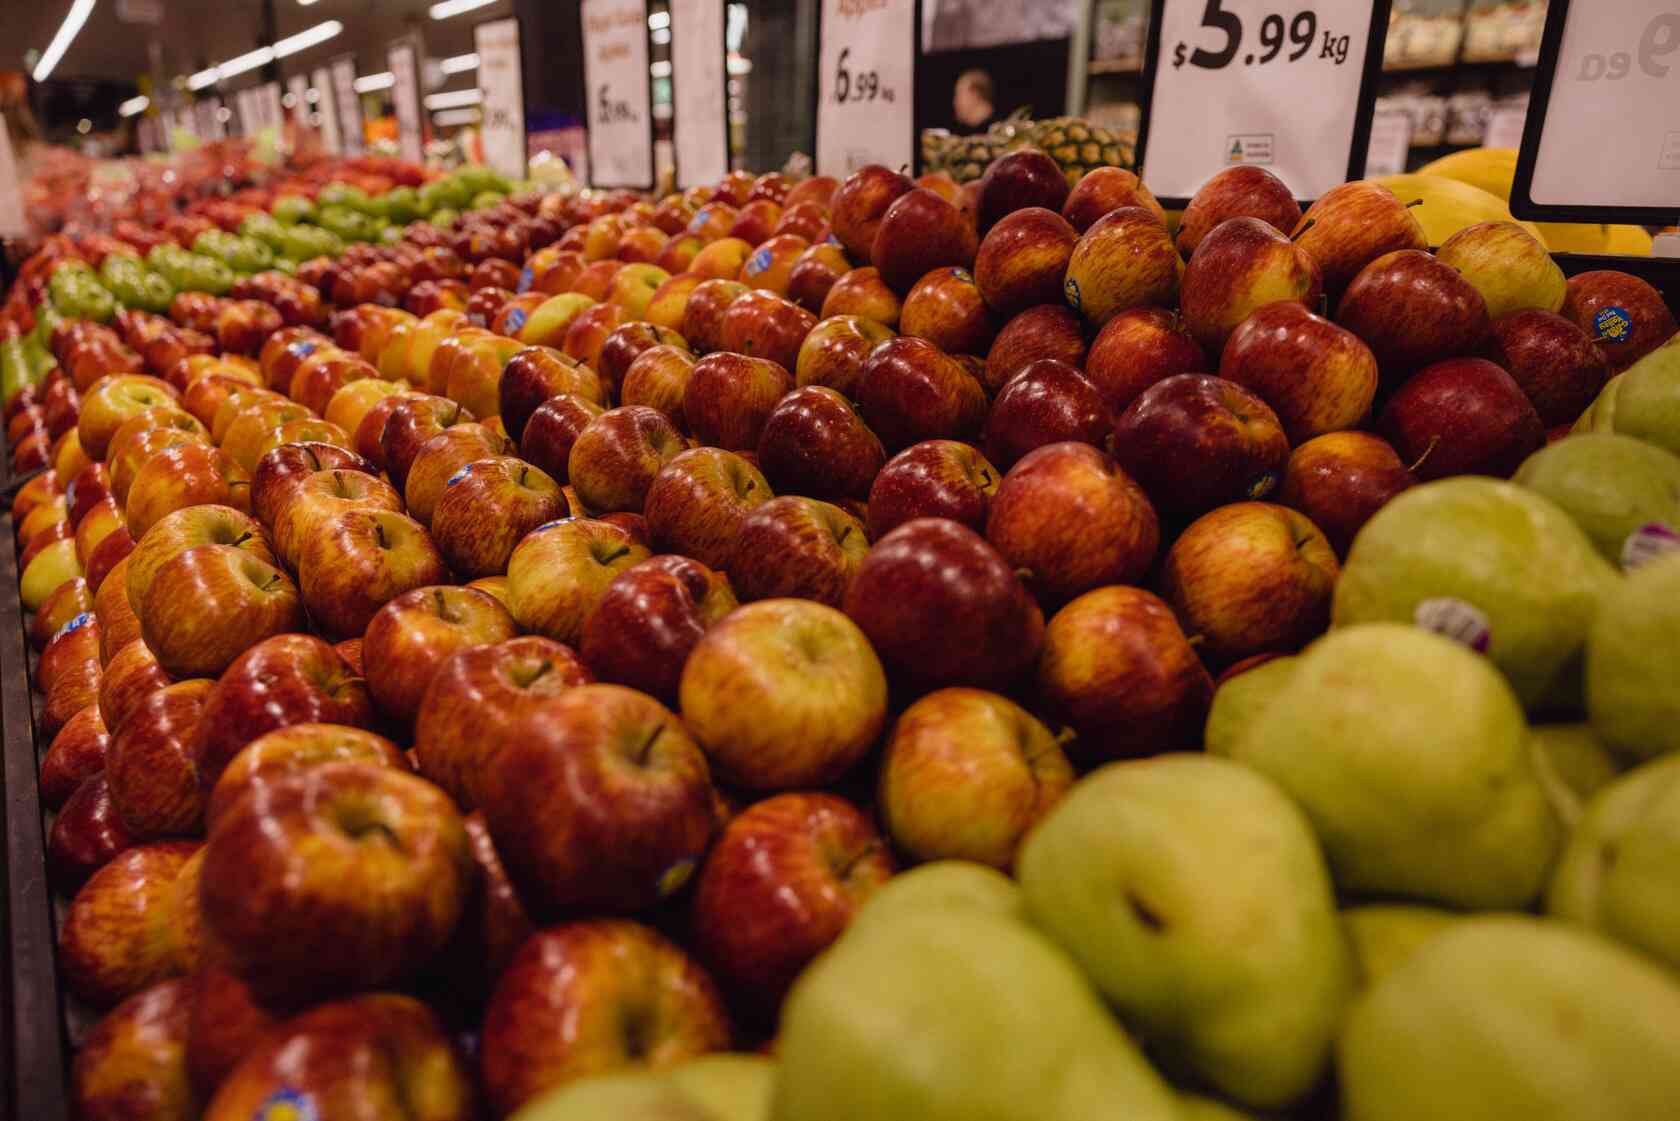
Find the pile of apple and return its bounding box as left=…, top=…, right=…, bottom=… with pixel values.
left=6, top=144, right=1680, bottom=1121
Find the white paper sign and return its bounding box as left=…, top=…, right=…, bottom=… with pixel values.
left=389, top=41, right=425, bottom=163
left=476, top=17, right=528, bottom=180
left=1484, top=103, right=1528, bottom=150
left=1527, top=0, right=1680, bottom=211
left=259, top=82, right=285, bottom=135
left=0, top=119, right=25, bottom=238
left=582, top=0, right=655, bottom=188
left=194, top=98, right=225, bottom=140
left=287, top=74, right=310, bottom=129
left=312, top=66, right=342, bottom=154
left=670, top=0, right=729, bottom=188
left=235, top=89, right=258, bottom=136
left=1365, top=107, right=1413, bottom=176
left=1142, top=0, right=1384, bottom=202
left=816, top=0, right=916, bottom=176
left=331, top=56, right=364, bottom=156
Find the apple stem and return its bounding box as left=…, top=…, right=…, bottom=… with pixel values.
left=375, top=521, right=388, bottom=549
left=1185, top=633, right=1205, bottom=647
left=634, top=724, right=661, bottom=764
left=305, top=446, right=322, bottom=471
left=834, top=841, right=883, bottom=881
left=232, top=531, right=253, bottom=547
left=1407, top=436, right=1440, bottom=476
left=434, top=587, right=457, bottom=622
left=1291, top=219, right=1316, bottom=242
left=1405, top=199, right=1424, bottom=210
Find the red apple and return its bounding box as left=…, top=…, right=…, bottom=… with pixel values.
left=297, top=510, right=449, bottom=641
left=598, top=322, right=690, bottom=396
left=983, top=359, right=1113, bottom=469
left=505, top=518, right=652, bottom=644
left=97, top=636, right=172, bottom=734
left=786, top=175, right=840, bottom=209
left=855, top=336, right=988, bottom=453
left=684, top=351, right=794, bottom=451
left=1485, top=308, right=1610, bottom=427
left=519, top=393, right=607, bottom=483
left=249, top=442, right=375, bottom=531
left=976, top=147, right=1070, bottom=231
left=106, top=679, right=214, bottom=838
left=620, top=344, right=697, bottom=426
left=403, top=422, right=513, bottom=526
left=70, top=978, right=195, bottom=1121
left=271, top=469, right=403, bottom=571
left=41, top=704, right=110, bottom=810
left=786, top=242, right=853, bottom=313
left=1111, top=373, right=1290, bottom=517
left=1176, top=165, right=1302, bottom=256
left=47, top=775, right=135, bottom=892
left=1336, top=249, right=1491, bottom=381
left=680, top=278, right=751, bottom=354
left=866, top=439, right=999, bottom=539
left=579, top=556, right=737, bottom=705
left=362, top=585, right=519, bottom=726
left=1063, top=166, right=1167, bottom=234
left=58, top=840, right=199, bottom=1008
left=899, top=266, right=996, bottom=356
left=756, top=386, right=886, bottom=500
left=793, top=314, right=895, bottom=398
left=974, top=207, right=1078, bottom=319
left=124, top=444, right=251, bottom=539
left=1276, top=430, right=1415, bottom=555
left=431, top=455, right=570, bottom=578
left=871, top=188, right=979, bottom=296
left=1180, top=216, right=1323, bottom=356
left=643, top=447, right=774, bottom=570
left=205, top=724, right=410, bottom=834
left=820, top=266, right=901, bottom=328
left=566, top=406, right=687, bottom=514
left=380, top=395, right=476, bottom=495
left=738, top=233, right=812, bottom=296
left=1219, top=301, right=1379, bottom=442
left=717, top=290, right=817, bottom=371
left=830, top=165, right=913, bottom=264
left=1377, top=356, right=1545, bottom=481
left=1062, top=206, right=1182, bottom=325
left=1292, top=180, right=1428, bottom=297
left=1560, top=269, right=1678, bottom=373
left=729, top=495, right=871, bottom=607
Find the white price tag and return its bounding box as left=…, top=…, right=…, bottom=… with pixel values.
left=1364, top=107, right=1412, bottom=176
left=1140, top=0, right=1390, bottom=203
left=389, top=41, right=425, bottom=163
left=476, top=17, right=529, bottom=180
left=194, top=98, right=225, bottom=141
left=670, top=0, right=730, bottom=188
left=1522, top=0, right=1680, bottom=214
left=0, top=119, right=24, bottom=239
left=313, top=66, right=342, bottom=154
left=1485, top=102, right=1529, bottom=149
left=582, top=0, right=655, bottom=188
left=287, top=75, right=309, bottom=129
left=235, top=89, right=258, bottom=136
left=261, top=82, right=285, bottom=134
left=817, top=0, right=917, bottom=177
left=331, top=56, right=364, bottom=155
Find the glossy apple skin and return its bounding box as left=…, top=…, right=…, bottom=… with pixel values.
left=70, top=977, right=195, bottom=1121
left=643, top=447, right=774, bottom=570
left=1219, top=301, right=1380, bottom=443
left=191, top=633, right=375, bottom=791
left=717, top=290, right=816, bottom=371
left=404, top=423, right=515, bottom=526
left=845, top=517, right=1043, bottom=689
left=98, top=637, right=172, bottom=734
left=479, top=919, right=732, bottom=1117
left=362, top=585, right=519, bottom=726
left=1336, top=249, right=1492, bottom=381
left=497, top=346, right=605, bottom=443
left=568, top=406, right=688, bottom=514
left=1486, top=309, right=1610, bottom=427
left=684, top=352, right=794, bottom=451
left=872, top=188, right=979, bottom=296
left=520, top=393, right=607, bottom=484
left=787, top=242, right=851, bottom=313
left=986, top=442, right=1158, bottom=605
left=1180, top=216, right=1323, bottom=357
left=381, top=395, right=476, bottom=495
left=96, top=557, right=142, bottom=663
left=58, top=840, right=200, bottom=1009
left=831, top=164, right=914, bottom=263
left=298, top=510, right=450, bottom=641
left=680, top=279, right=750, bottom=354
left=983, top=359, right=1113, bottom=469
left=899, top=266, right=997, bottom=357
left=126, top=503, right=272, bottom=614
left=249, top=442, right=375, bottom=531
left=506, top=518, right=652, bottom=645
left=433, top=455, right=570, bottom=579
left=48, top=775, right=136, bottom=892
left=43, top=647, right=102, bottom=741
left=1161, top=501, right=1340, bottom=666
left=879, top=687, right=1076, bottom=869
left=30, top=577, right=93, bottom=650
left=866, top=439, right=999, bottom=539
left=756, top=386, right=886, bottom=501
left=205, top=724, right=409, bottom=834
left=139, top=546, right=303, bottom=679
left=481, top=684, right=715, bottom=917
left=1063, top=206, right=1183, bottom=326
left=738, top=232, right=812, bottom=296
left=1037, top=586, right=1214, bottom=760
left=42, top=704, right=110, bottom=810
left=820, top=266, right=902, bottom=329
left=984, top=304, right=1089, bottom=396
left=1063, top=166, right=1168, bottom=234
left=200, top=763, right=472, bottom=1001
left=579, top=556, right=736, bottom=705
left=855, top=336, right=987, bottom=453
left=271, top=469, right=404, bottom=572
left=106, top=679, right=214, bottom=838
left=1561, top=269, right=1679, bottom=373
left=620, top=345, right=697, bottom=426
left=977, top=147, right=1070, bottom=231
left=200, top=994, right=475, bottom=1121
left=693, top=792, right=894, bottom=1016
left=1176, top=165, right=1302, bottom=256
left=598, top=322, right=689, bottom=396
left=414, top=635, right=593, bottom=809
left=786, top=175, right=840, bottom=209
left=1277, top=431, right=1415, bottom=556
left=793, top=315, right=894, bottom=399
left=124, top=444, right=251, bottom=539
left=1111, top=373, right=1290, bottom=518
left=728, top=496, right=870, bottom=607
left=1377, top=357, right=1545, bottom=481
left=973, top=207, right=1078, bottom=320
left=1291, top=180, right=1428, bottom=297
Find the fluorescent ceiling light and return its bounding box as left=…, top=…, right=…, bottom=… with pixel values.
left=33, top=0, right=97, bottom=82
left=186, top=20, right=339, bottom=92
left=273, top=19, right=342, bottom=57
left=298, top=0, right=319, bottom=5
left=188, top=67, right=219, bottom=90
left=428, top=0, right=494, bottom=19
left=218, top=45, right=275, bottom=80
left=433, top=107, right=481, bottom=126
left=353, top=71, right=394, bottom=92
left=425, top=87, right=481, bottom=110
left=439, top=52, right=479, bottom=74
left=118, top=94, right=149, bottom=117
left=648, top=11, right=669, bottom=30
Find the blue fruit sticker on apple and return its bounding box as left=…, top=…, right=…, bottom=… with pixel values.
left=518, top=266, right=534, bottom=293
left=505, top=307, right=529, bottom=335
left=1594, top=306, right=1632, bottom=343
left=745, top=246, right=773, bottom=277
left=253, top=1088, right=318, bottom=1121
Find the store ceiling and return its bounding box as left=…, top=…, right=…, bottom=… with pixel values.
left=3, top=0, right=513, bottom=91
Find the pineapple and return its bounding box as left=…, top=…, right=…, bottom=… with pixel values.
left=922, top=113, right=1136, bottom=185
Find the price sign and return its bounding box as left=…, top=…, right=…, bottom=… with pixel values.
left=0, top=119, right=24, bottom=238
left=260, top=83, right=285, bottom=135
left=1512, top=0, right=1680, bottom=224
left=331, top=55, right=364, bottom=156
left=287, top=74, right=310, bottom=129
left=815, top=0, right=918, bottom=177
left=388, top=40, right=425, bottom=163
left=670, top=0, right=730, bottom=188
left=581, top=0, right=655, bottom=188
left=1138, top=0, right=1392, bottom=205
left=1364, top=107, right=1412, bottom=176
left=235, top=89, right=258, bottom=136
left=194, top=98, right=225, bottom=141
left=477, top=17, right=529, bottom=180
left=312, top=66, right=343, bottom=154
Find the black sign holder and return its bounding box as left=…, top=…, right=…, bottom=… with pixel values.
left=1134, top=0, right=1394, bottom=208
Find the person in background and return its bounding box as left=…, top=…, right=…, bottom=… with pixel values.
left=953, top=68, right=998, bottom=134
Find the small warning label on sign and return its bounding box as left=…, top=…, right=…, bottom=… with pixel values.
left=1226, top=133, right=1275, bottom=165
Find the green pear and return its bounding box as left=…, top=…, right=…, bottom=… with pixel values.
left=850, top=860, right=1025, bottom=931
left=1203, top=656, right=1296, bottom=756
left=1341, top=905, right=1458, bottom=988
left=1548, top=755, right=1680, bottom=971
left=1528, top=723, right=1621, bottom=826
left=1229, top=624, right=1562, bottom=908
left=1178, top=1093, right=1265, bottom=1121
left=1586, top=552, right=1680, bottom=758
left=772, top=909, right=1179, bottom=1121
left=1018, top=754, right=1351, bottom=1110
left=510, top=1056, right=774, bottom=1121
left=1333, top=478, right=1619, bottom=708
left=1338, top=916, right=1680, bottom=1121
left=1574, top=338, right=1680, bottom=455
left=1512, top=434, right=1680, bottom=564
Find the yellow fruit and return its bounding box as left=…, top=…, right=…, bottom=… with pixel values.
left=1603, top=225, right=1655, bottom=257
left=1418, top=148, right=1518, bottom=201
left=1535, top=222, right=1611, bottom=255
left=1374, top=174, right=1545, bottom=247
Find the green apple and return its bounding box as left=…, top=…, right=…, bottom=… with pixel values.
left=667, top=1056, right=776, bottom=1120
left=1529, top=723, right=1620, bottom=826
left=510, top=1055, right=774, bottom=1121
left=851, top=860, right=1026, bottom=931
left=1177, top=1095, right=1263, bottom=1121
left=1334, top=478, right=1619, bottom=708
left=1548, top=755, right=1680, bottom=972
left=772, top=909, right=1178, bottom=1121
left=1434, top=222, right=1566, bottom=319
left=1341, top=904, right=1458, bottom=989
left=1513, top=434, right=1680, bottom=564
left=1338, top=916, right=1680, bottom=1121
left=1203, top=656, right=1296, bottom=755
left=1229, top=624, right=1562, bottom=908
left=1586, top=552, right=1680, bottom=758
left=1018, top=754, right=1351, bottom=1110
left=1574, top=338, right=1680, bottom=455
